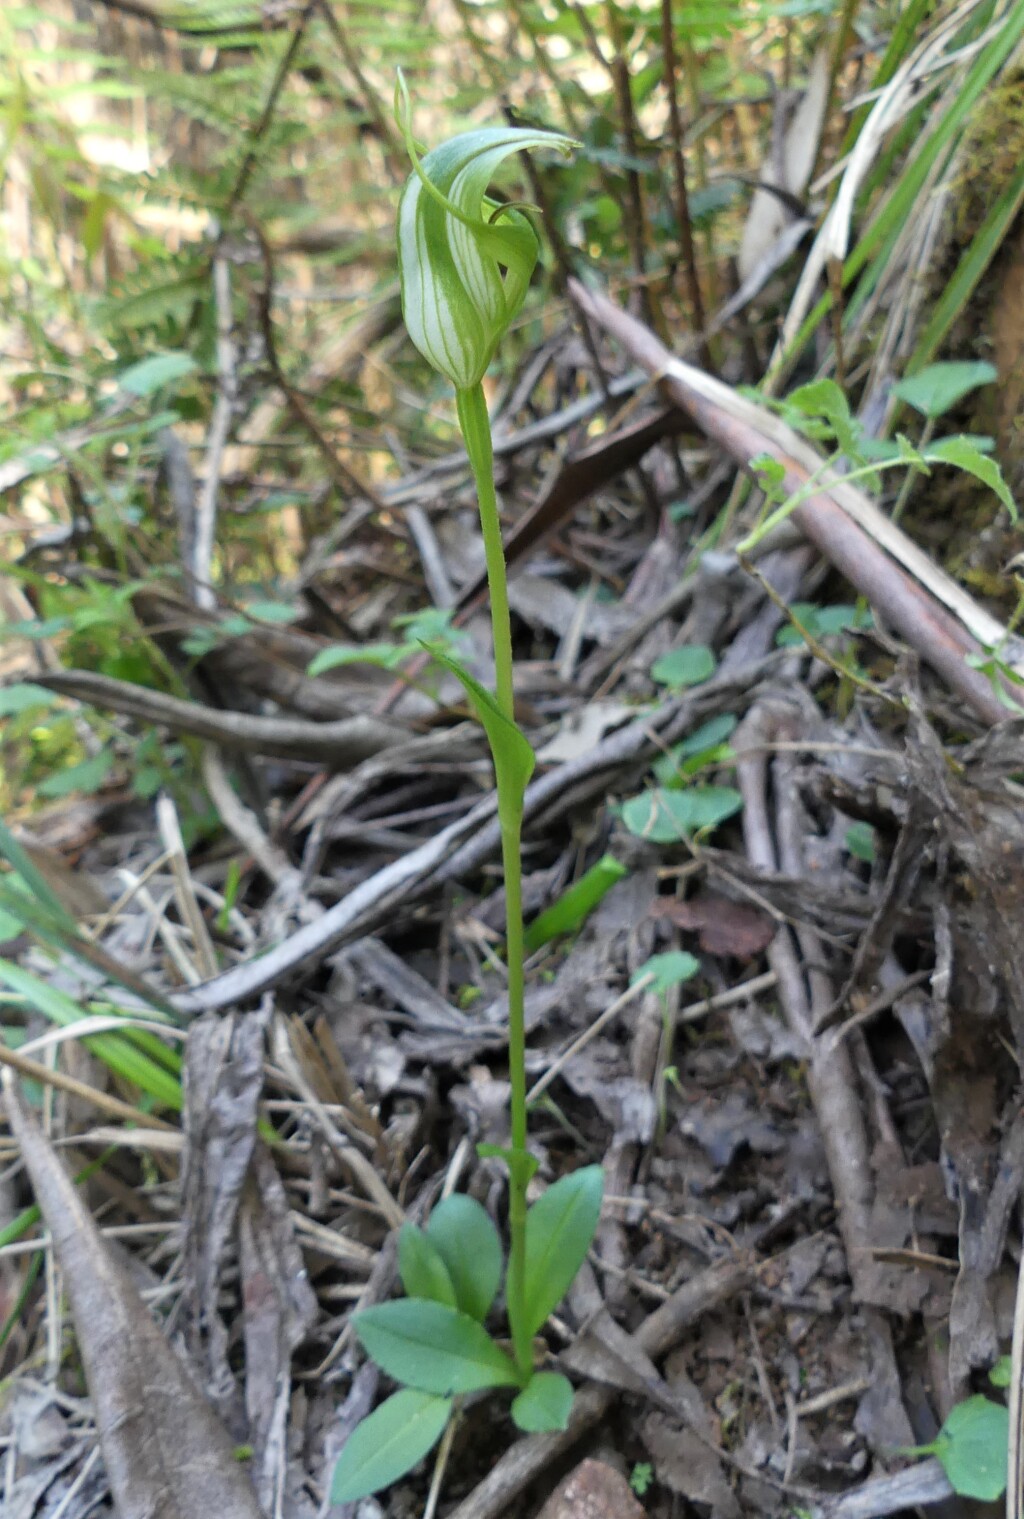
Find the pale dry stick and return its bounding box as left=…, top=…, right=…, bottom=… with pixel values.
left=47, top=1444, right=102, bottom=1519
left=39, top=668, right=409, bottom=764
left=19, top=1016, right=186, bottom=1056
left=270, top=1020, right=403, bottom=1229
left=1006, top=1223, right=1024, bottom=1519
left=569, top=278, right=1022, bottom=713
left=135, top=883, right=203, bottom=987
left=94, top=848, right=172, bottom=935
left=156, top=795, right=219, bottom=978
left=288, top=1213, right=376, bottom=1270
left=678, top=969, right=777, bottom=1025
left=200, top=745, right=296, bottom=888
left=423, top=1412, right=460, bottom=1519
left=796, top=1377, right=873, bottom=1419
left=170, top=676, right=759, bottom=1014
left=72, top=1127, right=182, bottom=1153
left=824, top=1461, right=953, bottom=1519
left=404, top=502, right=456, bottom=610
left=191, top=249, right=236, bottom=612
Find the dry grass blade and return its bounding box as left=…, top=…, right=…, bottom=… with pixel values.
left=2, top=1072, right=264, bottom=1519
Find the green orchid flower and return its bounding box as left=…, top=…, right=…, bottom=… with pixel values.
left=395, top=74, right=576, bottom=390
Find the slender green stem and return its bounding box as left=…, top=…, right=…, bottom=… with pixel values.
left=456, top=381, right=532, bottom=1379
left=456, top=385, right=515, bottom=722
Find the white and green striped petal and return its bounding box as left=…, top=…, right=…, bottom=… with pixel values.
left=395, top=85, right=575, bottom=391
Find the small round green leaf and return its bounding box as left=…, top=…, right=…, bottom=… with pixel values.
left=933, top=1395, right=1009, bottom=1501
left=892, top=361, right=997, bottom=420
left=115, top=351, right=197, bottom=397
left=0, top=683, right=59, bottom=716
left=354, top=1300, right=519, bottom=1394
left=331, top=1389, right=452, bottom=1502
left=511, top=1371, right=574, bottom=1433
left=650, top=645, right=716, bottom=690
left=989, top=1356, right=1013, bottom=1389
left=426, top=1193, right=503, bottom=1321
left=398, top=1223, right=458, bottom=1307
left=619, top=786, right=743, bottom=843
left=523, top=1166, right=603, bottom=1338
left=632, top=951, right=701, bottom=998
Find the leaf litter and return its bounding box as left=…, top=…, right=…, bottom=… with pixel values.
left=4, top=13, right=1024, bottom=1519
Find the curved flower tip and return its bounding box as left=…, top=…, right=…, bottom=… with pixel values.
left=395, top=75, right=576, bottom=391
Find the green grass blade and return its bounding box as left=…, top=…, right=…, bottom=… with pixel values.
left=910, top=156, right=1024, bottom=371
left=0, top=959, right=182, bottom=1110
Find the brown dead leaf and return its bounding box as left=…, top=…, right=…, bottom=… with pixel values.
left=533, top=1458, right=645, bottom=1519
left=651, top=891, right=776, bottom=959
left=2, top=1072, right=263, bottom=1519
left=238, top=1145, right=318, bottom=1511
left=182, top=1009, right=269, bottom=1424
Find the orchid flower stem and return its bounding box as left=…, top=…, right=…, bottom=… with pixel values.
left=455, top=381, right=532, bottom=1380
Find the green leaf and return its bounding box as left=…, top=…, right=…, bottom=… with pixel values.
left=785, top=378, right=862, bottom=457
left=307, top=641, right=406, bottom=676
left=426, top=1194, right=503, bottom=1322
left=511, top=1371, right=574, bottom=1433
left=925, top=437, right=1016, bottom=520
left=353, top=1300, right=519, bottom=1394
left=892, top=361, right=997, bottom=420
left=0, top=958, right=181, bottom=1110
left=632, top=951, right=701, bottom=998
left=931, top=1396, right=1009, bottom=1501
left=630, top=1462, right=654, bottom=1496
left=240, top=599, right=300, bottom=625
left=398, top=1223, right=458, bottom=1308
left=0, top=816, right=78, bottom=932
left=989, top=1356, right=1013, bottom=1389
left=428, top=648, right=535, bottom=830
left=37, top=749, right=114, bottom=800
left=649, top=645, right=716, bottom=690
left=115, top=352, right=196, bottom=398
left=845, top=822, right=876, bottom=863
left=619, top=786, right=743, bottom=843
left=476, top=1143, right=540, bottom=1188
left=0, top=617, right=71, bottom=641
left=652, top=714, right=737, bottom=786
left=0, top=683, right=59, bottom=716
left=524, top=854, right=627, bottom=952
left=522, top=1166, right=603, bottom=1338
left=331, top=1390, right=452, bottom=1503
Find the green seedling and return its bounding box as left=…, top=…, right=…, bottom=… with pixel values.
left=618, top=784, right=743, bottom=843
left=649, top=644, right=717, bottom=690
left=629, top=1461, right=654, bottom=1496
left=900, top=1394, right=1009, bottom=1502
left=332, top=82, right=603, bottom=1505
left=652, top=713, right=738, bottom=788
